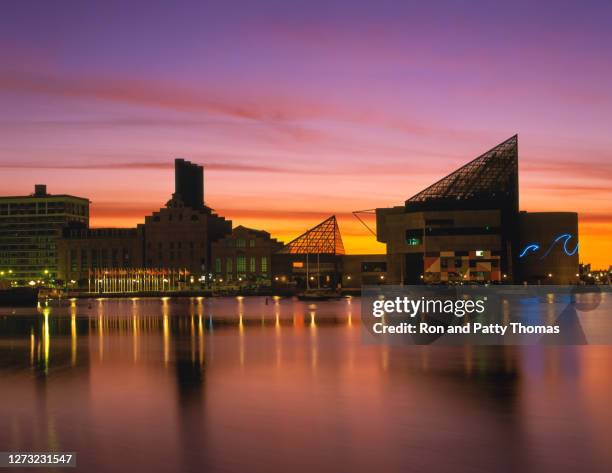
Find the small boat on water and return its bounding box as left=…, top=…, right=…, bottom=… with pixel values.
left=0, top=287, right=40, bottom=307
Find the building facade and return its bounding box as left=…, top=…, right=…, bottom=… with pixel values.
left=377, top=136, right=518, bottom=284
left=0, top=185, right=89, bottom=283
left=141, top=197, right=231, bottom=277
left=341, top=254, right=387, bottom=288
left=55, top=159, right=231, bottom=289
left=57, top=226, right=142, bottom=284
left=211, top=225, right=283, bottom=285
left=375, top=136, right=579, bottom=285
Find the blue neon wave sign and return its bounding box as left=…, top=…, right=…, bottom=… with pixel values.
left=519, top=233, right=578, bottom=259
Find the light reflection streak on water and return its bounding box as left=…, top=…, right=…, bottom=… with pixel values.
left=30, top=327, right=35, bottom=366
left=310, top=310, right=317, bottom=370
left=163, top=298, right=170, bottom=365
left=42, top=306, right=50, bottom=372
left=70, top=299, right=77, bottom=366
left=238, top=297, right=245, bottom=367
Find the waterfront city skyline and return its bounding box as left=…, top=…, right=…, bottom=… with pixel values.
left=1, top=1, right=611, bottom=267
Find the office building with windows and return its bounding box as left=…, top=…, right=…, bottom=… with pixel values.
left=0, top=185, right=89, bottom=283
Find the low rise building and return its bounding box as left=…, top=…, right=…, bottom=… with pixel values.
left=211, top=225, right=283, bottom=286
left=57, top=226, right=142, bottom=284
left=341, top=254, right=387, bottom=288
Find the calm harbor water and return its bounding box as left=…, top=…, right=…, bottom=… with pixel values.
left=1, top=296, right=612, bottom=473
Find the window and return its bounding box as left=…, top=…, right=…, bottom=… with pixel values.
left=405, top=229, right=423, bottom=246
left=226, top=257, right=233, bottom=274
left=237, top=239, right=246, bottom=248
left=475, top=250, right=484, bottom=257
left=249, top=239, right=255, bottom=247
left=215, top=258, right=221, bottom=273
left=250, top=256, right=256, bottom=272
left=455, top=259, right=463, bottom=268
left=261, top=256, right=268, bottom=274
left=237, top=255, right=246, bottom=272
left=361, top=262, right=386, bottom=272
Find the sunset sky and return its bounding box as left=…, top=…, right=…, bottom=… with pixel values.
left=1, top=0, right=610, bottom=267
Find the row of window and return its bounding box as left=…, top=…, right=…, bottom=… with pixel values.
left=215, top=256, right=268, bottom=274
left=147, top=241, right=202, bottom=250
left=151, top=214, right=199, bottom=222
left=69, top=248, right=131, bottom=272
left=440, top=258, right=499, bottom=269
left=225, top=238, right=257, bottom=248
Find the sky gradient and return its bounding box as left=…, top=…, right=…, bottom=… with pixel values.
left=1, top=0, right=611, bottom=267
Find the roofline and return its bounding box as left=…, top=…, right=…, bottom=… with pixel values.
left=0, top=194, right=90, bottom=202
left=405, top=134, right=518, bottom=204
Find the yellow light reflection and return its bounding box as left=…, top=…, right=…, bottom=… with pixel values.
left=239, top=314, right=245, bottom=367
left=42, top=307, right=50, bottom=372
left=71, top=314, right=77, bottom=366
left=309, top=311, right=316, bottom=329
left=163, top=315, right=170, bottom=365
left=198, top=315, right=204, bottom=365
left=190, top=315, right=196, bottom=362
left=132, top=314, right=139, bottom=361
left=98, top=314, right=104, bottom=361
left=30, top=328, right=35, bottom=366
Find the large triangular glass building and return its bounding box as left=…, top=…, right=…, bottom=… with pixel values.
left=375, top=135, right=578, bottom=285
left=272, top=216, right=345, bottom=289
left=278, top=215, right=345, bottom=255
left=405, top=135, right=518, bottom=213
left=376, top=136, right=520, bottom=284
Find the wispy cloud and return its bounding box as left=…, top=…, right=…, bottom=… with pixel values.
left=0, top=160, right=293, bottom=174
